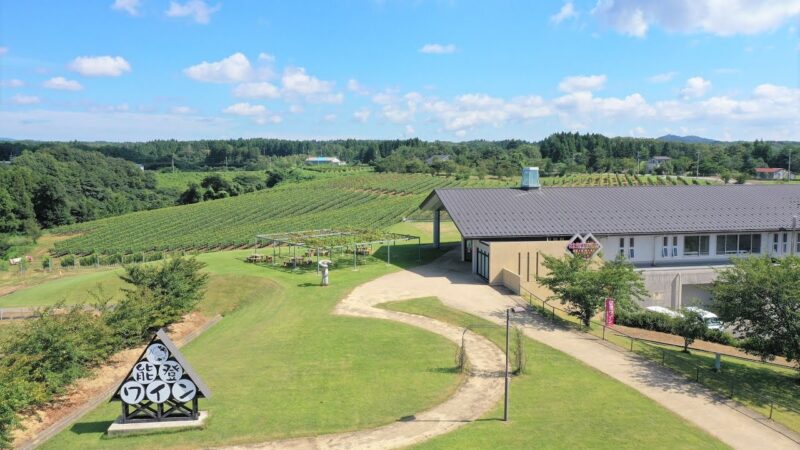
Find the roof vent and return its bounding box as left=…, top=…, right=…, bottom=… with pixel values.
left=521, top=167, right=540, bottom=190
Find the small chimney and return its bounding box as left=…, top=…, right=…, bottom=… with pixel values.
left=521, top=167, right=540, bottom=190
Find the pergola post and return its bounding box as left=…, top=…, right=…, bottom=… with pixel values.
left=433, top=209, right=441, bottom=249
left=293, top=245, right=297, bottom=270
left=316, top=247, right=320, bottom=273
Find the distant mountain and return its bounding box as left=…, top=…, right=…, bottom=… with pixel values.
left=657, top=134, right=721, bottom=144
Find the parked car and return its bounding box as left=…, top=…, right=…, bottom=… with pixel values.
left=645, top=306, right=724, bottom=331
left=645, top=306, right=680, bottom=318
left=684, top=307, right=724, bottom=331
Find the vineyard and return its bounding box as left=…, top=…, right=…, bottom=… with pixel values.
left=52, top=171, right=714, bottom=256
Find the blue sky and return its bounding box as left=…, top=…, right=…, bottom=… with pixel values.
left=1, top=0, right=798, bottom=141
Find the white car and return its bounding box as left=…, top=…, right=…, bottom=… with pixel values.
left=684, top=307, right=724, bottom=331
left=645, top=306, right=680, bottom=318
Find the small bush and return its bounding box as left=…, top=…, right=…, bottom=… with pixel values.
left=79, top=254, right=98, bottom=267
left=59, top=255, right=75, bottom=268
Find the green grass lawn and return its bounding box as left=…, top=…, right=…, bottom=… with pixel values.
left=380, top=297, right=727, bottom=450
left=387, top=220, right=461, bottom=245
left=40, top=244, right=464, bottom=449
left=526, top=298, right=800, bottom=433
left=0, top=268, right=127, bottom=308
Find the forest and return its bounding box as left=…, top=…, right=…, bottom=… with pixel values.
left=0, top=133, right=797, bottom=234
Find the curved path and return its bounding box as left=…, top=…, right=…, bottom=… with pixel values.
left=218, top=272, right=506, bottom=450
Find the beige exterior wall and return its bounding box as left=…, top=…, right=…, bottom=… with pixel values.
left=484, top=240, right=575, bottom=300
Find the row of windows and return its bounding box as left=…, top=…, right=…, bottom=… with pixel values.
left=617, top=233, right=800, bottom=260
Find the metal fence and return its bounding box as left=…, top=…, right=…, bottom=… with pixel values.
left=518, top=286, right=800, bottom=437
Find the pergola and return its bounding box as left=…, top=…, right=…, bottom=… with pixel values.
left=254, top=229, right=421, bottom=270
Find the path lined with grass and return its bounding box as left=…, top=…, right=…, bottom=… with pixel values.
left=216, top=282, right=506, bottom=450
left=359, top=250, right=798, bottom=450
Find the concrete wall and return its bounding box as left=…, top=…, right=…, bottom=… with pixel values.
left=500, top=268, right=520, bottom=294
left=482, top=239, right=574, bottom=300
left=637, top=266, right=719, bottom=308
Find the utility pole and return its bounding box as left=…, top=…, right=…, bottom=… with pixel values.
left=696, top=150, right=700, bottom=178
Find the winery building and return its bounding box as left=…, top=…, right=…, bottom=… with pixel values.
left=420, top=168, right=800, bottom=308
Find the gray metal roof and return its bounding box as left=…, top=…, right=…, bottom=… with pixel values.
left=421, top=185, right=800, bottom=239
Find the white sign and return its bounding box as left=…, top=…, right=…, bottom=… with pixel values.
left=146, top=380, right=171, bottom=403
left=158, top=361, right=184, bottom=383
left=172, top=379, right=197, bottom=402
left=120, top=380, right=145, bottom=404
left=131, top=361, right=158, bottom=384
left=146, top=343, right=170, bottom=364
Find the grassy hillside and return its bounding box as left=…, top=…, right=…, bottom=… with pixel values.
left=52, top=171, right=712, bottom=256
left=153, top=170, right=266, bottom=191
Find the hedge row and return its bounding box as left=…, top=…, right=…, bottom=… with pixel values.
left=616, top=309, right=739, bottom=347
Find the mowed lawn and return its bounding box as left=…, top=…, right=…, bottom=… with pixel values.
left=380, top=297, right=728, bottom=450
left=0, top=268, right=127, bottom=308
left=41, top=245, right=464, bottom=449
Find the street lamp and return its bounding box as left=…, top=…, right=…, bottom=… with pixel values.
left=504, top=305, right=526, bottom=422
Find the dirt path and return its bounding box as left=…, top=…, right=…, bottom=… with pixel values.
left=215, top=274, right=506, bottom=450
left=344, top=250, right=798, bottom=450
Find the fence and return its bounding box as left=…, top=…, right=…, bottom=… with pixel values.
left=518, top=286, right=800, bottom=437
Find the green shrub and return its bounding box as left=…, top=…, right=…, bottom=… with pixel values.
left=616, top=309, right=675, bottom=332
left=99, top=254, right=122, bottom=265
left=79, top=254, right=98, bottom=267
left=59, top=255, right=75, bottom=268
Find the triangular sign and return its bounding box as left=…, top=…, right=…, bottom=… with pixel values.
left=111, top=329, right=211, bottom=422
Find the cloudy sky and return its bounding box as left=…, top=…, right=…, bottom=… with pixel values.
left=1, top=0, right=798, bottom=142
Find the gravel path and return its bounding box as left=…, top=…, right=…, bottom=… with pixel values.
left=217, top=272, right=506, bottom=450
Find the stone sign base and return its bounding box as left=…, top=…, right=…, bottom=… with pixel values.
left=106, top=411, right=209, bottom=437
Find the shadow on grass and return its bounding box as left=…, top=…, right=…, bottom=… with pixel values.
left=427, top=366, right=461, bottom=374
left=68, top=420, right=113, bottom=435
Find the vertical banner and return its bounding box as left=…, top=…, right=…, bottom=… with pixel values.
left=605, top=298, right=615, bottom=326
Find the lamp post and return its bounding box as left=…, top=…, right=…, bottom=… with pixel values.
left=504, top=306, right=526, bottom=422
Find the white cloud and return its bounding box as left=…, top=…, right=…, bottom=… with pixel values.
left=551, top=2, right=578, bottom=24
left=419, top=43, right=457, bottom=54
left=281, top=67, right=342, bottom=103
left=10, top=94, right=41, bottom=105
left=223, top=102, right=281, bottom=124
left=111, top=0, right=141, bottom=15
left=223, top=102, right=266, bottom=116
left=258, top=52, right=275, bottom=63
left=1, top=79, right=24, bottom=88
left=0, top=109, right=233, bottom=141
left=347, top=78, right=370, bottom=95
left=43, top=76, right=83, bottom=91
left=592, top=0, right=800, bottom=37
left=323, top=113, right=337, bottom=122
left=184, top=53, right=252, bottom=83
left=165, top=0, right=221, bottom=24
left=680, top=76, right=711, bottom=98
left=558, top=74, right=607, bottom=93
left=233, top=81, right=280, bottom=99
left=88, top=103, right=130, bottom=113
left=423, top=93, right=551, bottom=132
left=648, top=71, right=677, bottom=83
left=170, top=106, right=196, bottom=114
left=68, top=55, right=131, bottom=77
left=353, top=108, right=371, bottom=123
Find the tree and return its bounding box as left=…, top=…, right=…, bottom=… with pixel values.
left=712, top=256, right=800, bottom=375
left=673, top=308, right=706, bottom=352
left=178, top=182, right=203, bottom=205
left=513, top=326, right=527, bottom=375
left=735, top=172, right=747, bottom=184
left=23, top=219, right=41, bottom=244
left=538, top=254, right=647, bottom=327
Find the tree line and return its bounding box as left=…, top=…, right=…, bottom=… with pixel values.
left=3, top=134, right=797, bottom=178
